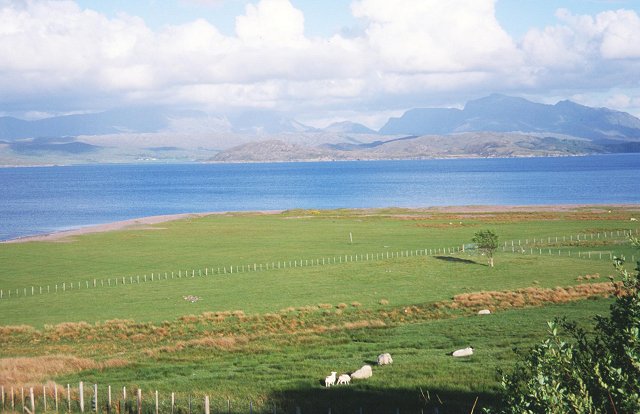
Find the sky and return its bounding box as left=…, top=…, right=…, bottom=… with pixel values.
left=1, top=0, right=639, bottom=128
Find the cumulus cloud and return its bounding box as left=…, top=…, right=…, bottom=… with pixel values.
left=524, top=8, right=640, bottom=64
left=235, top=0, right=306, bottom=47
left=352, top=0, right=520, bottom=73
left=0, top=0, right=638, bottom=120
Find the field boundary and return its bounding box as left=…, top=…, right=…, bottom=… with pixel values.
left=1, top=229, right=637, bottom=302
left=0, top=382, right=291, bottom=414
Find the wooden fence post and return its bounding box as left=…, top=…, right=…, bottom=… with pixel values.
left=155, top=391, right=158, bottom=414
left=171, top=393, right=175, bottom=414
left=80, top=382, right=85, bottom=413
left=204, top=396, right=209, bottom=414
left=43, top=385, right=47, bottom=412
left=67, top=384, right=71, bottom=413
left=29, top=387, right=35, bottom=414
left=93, top=384, right=98, bottom=414
left=136, top=389, right=141, bottom=414
left=11, top=387, right=14, bottom=412
left=107, top=386, right=111, bottom=414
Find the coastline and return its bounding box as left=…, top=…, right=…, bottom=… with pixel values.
left=3, top=204, right=638, bottom=244
left=0, top=211, right=275, bottom=244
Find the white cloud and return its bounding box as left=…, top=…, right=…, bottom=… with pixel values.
left=595, top=10, right=640, bottom=59
left=523, top=8, right=640, bottom=68
left=235, top=0, right=307, bottom=47
left=0, top=0, right=639, bottom=122
left=351, top=0, right=521, bottom=73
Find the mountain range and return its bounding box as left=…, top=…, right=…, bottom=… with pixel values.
left=1, top=94, right=639, bottom=165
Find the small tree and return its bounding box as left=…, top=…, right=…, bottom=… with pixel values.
left=472, top=230, right=499, bottom=267
left=494, top=237, right=640, bottom=413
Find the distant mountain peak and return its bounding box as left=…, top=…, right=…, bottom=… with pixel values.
left=228, top=110, right=315, bottom=134
left=323, top=121, right=377, bottom=134
left=380, top=94, right=640, bottom=141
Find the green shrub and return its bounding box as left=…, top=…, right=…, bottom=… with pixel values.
left=494, top=237, right=640, bottom=413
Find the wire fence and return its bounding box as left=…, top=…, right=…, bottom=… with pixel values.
left=1, top=229, right=637, bottom=302
left=0, top=383, right=434, bottom=414
left=0, top=247, right=464, bottom=301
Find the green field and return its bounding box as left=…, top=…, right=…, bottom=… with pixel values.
left=1, top=206, right=638, bottom=413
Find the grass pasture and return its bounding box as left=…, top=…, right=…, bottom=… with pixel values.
left=0, top=205, right=639, bottom=413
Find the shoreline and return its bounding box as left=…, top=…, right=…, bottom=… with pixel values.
left=0, top=152, right=631, bottom=169
left=2, top=204, right=638, bottom=244
left=0, top=211, right=278, bottom=244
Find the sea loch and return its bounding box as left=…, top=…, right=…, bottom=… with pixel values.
left=1, top=154, right=639, bottom=241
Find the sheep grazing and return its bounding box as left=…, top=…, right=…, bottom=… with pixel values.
left=350, top=365, right=373, bottom=379
left=477, top=309, right=491, bottom=315
left=631, top=217, right=637, bottom=221
left=324, top=371, right=337, bottom=387
left=452, top=347, right=474, bottom=357
left=336, top=374, right=351, bottom=385
left=377, top=353, right=393, bottom=365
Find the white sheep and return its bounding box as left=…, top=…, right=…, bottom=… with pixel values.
left=452, top=347, right=474, bottom=357
left=477, top=309, right=491, bottom=315
left=324, top=371, right=337, bottom=387
left=336, top=374, right=351, bottom=385
left=377, top=353, right=393, bottom=365
left=350, top=365, right=373, bottom=379
left=631, top=217, right=637, bottom=221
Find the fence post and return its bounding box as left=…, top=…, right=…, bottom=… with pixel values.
left=204, top=396, right=210, bottom=414
left=108, top=386, right=111, bottom=414
left=171, top=393, right=175, bottom=414
left=155, top=391, right=158, bottom=414
left=67, top=385, right=71, bottom=413
left=80, top=382, right=85, bottom=413
left=93, top=384, right=98, bottom=414
left=136, top=389, right=141, bottom=414
left=29, top=388, right=35, bottom=414
left=11, top=387, right=14, bottom=412
left=43, top=385, right=47, bottom=412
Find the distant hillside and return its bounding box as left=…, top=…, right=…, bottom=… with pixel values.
left=209, top=132, right=616, bottom=163
left=380, top=94, right=640, bottom=141
left=3, top=94, right=640, bottom=165
left=211, top=140, right=336, bottom=162
left=0, top=108, right=173, bottom=141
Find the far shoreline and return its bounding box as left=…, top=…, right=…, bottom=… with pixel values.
left=0, top=151, right=629, bottom=169
left=3, top=204, right=639, bottom=245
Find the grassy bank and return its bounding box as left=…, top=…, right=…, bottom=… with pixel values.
left=0, top=206, right=638, bottom=412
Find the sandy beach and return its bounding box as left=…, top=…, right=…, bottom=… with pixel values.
left=3, top=204, right=638, bottom=245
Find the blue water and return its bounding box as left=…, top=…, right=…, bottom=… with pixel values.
left=1, top=154, right=639, bottom=241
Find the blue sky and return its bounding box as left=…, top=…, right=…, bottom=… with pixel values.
left=2, top=0, right=640, bottom=127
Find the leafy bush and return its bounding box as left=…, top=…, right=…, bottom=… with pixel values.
left=494, top=237, right=640, bottom=413
left=472, top=230, right=499, bottom=267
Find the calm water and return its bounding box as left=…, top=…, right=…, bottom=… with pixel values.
left=1, top=154, right=639, bottom=241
